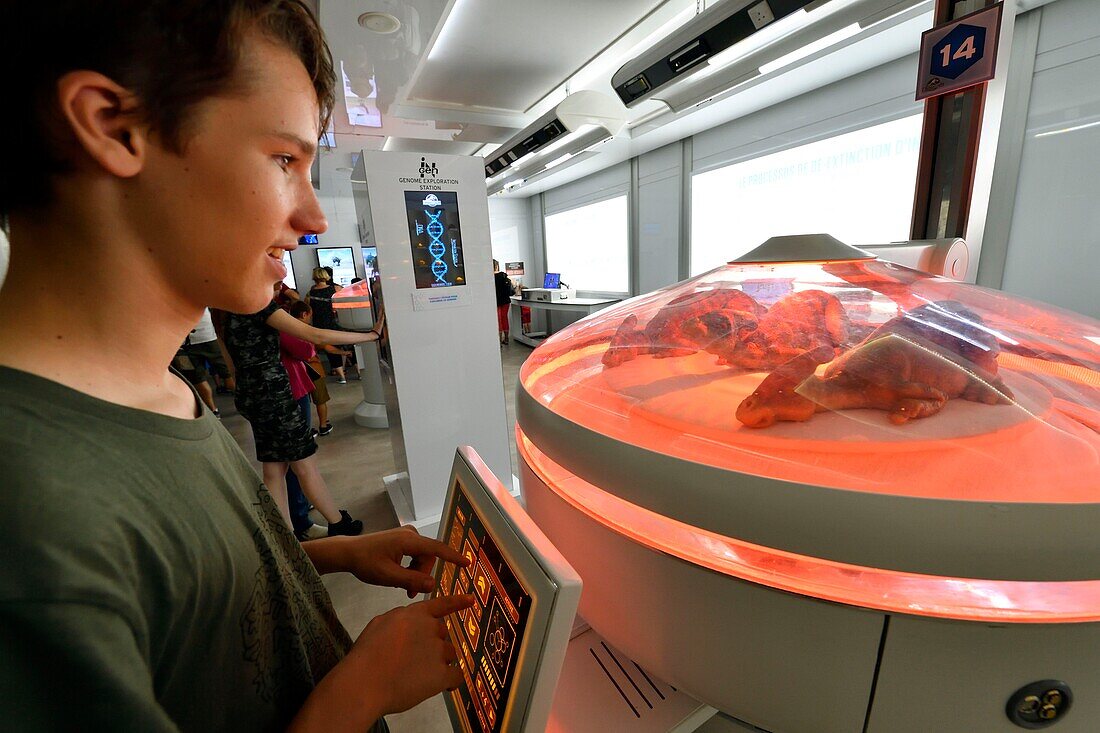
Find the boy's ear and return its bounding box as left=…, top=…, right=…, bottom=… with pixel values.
left=55, top=70, right=147, bottom=179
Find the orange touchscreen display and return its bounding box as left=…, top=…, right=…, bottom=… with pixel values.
left=436, top=479, right=532, bottom=733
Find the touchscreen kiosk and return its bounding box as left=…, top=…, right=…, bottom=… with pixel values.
left=405, top=191, right=467, bottom=289
left=542, top=273, right=560, bottom=289
left=435, top=447, right=581, bottom=733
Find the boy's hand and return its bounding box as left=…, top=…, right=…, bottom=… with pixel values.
left=354, top=594, right=474, bottom=713
left=338, top=527, right=469, bottom=598
left=289, top=594, right=475, bottom=732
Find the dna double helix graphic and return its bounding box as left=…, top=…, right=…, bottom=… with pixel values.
left=425, top=209, right=448, bottom=284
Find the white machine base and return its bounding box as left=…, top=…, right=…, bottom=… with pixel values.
left=549, top=623, right=715, bottom=733
left=352, top=400, right=388, bottom=429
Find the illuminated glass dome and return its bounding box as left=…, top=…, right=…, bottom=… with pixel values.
left=516, top=235, right=1100, bottom=621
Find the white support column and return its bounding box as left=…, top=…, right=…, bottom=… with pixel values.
left=961, top=0, right=1020, bottom=282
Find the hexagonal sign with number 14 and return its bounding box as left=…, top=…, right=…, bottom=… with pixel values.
left=916, top=2, right=1003, bottom=101
left=932, top=24, right=986, bottom=79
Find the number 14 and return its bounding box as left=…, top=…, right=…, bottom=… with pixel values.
left=940, top=35, right=978, bottom=66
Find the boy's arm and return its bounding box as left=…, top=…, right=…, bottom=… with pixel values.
left=301, top=528, right=465, bottom=598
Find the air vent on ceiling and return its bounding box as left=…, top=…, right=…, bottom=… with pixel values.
left=482, top=91, right=626, bottom=184
left=612, top=0, right=926, bottom=112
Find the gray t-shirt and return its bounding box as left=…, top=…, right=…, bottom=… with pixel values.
left=0, top=366, right=352, bottom=731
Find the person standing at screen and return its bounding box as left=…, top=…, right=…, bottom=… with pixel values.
left=493, top=259, right=515, bottom=345
left=0, top=2, right=473, bottom=730
left=308, top=266, right=352, bottom=382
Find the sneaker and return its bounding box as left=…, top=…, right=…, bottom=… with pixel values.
left=338, top=377, right=347, bottom=385
left=327, top=510, right=363, bottom=537
left=212, top=408, right=221, bottom=419
left=318, top=423, right=334, bottom=436
left=294, top=523, right=328, bottom=542
left=310, top=428, right=318, bottom=438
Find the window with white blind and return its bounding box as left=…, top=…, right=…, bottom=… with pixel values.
left=544, top=195, right=629, bottom=293
left=690, top=114, right=923, bottom=275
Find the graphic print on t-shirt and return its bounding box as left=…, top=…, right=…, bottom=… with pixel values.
left=239, top=485, right=346, bottom=709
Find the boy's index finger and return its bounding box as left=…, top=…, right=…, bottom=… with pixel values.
left=410, top=533, right=468, bottom=567
left=423, top=593, right=476, bottom=618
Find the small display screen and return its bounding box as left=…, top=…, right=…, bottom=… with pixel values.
left=437, top=479, right=532, bottom=733
left=543, top=273, right=560, bottom=289
left=299, top=233, right=319, bottom=245
left=282, top=251, right=296, bottom=290
left=405, top=190, right=466, bottom=289
left=316, top=247, right=357, bottom=287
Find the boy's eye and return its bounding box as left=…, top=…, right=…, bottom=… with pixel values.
left=275, top=154, right=295, bottom=170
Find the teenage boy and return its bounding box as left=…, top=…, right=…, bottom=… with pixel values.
left=0, top=2, right=474, bottom=731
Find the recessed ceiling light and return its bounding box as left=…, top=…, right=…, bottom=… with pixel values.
left=335, top=167, right=353, bottom=172
left=358, top=12, right=401, bottom=34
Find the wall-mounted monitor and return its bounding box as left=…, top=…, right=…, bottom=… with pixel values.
left=299, top=233, right=319, bottom=245
left=282, top=251, right=296, bottom=290
left=435, top=447, right=581, bottom=733
left=362, top=246, right=378, bottom=280
left=316, top=247, right=356, bottom=287
left=405, top=191, right=466, bottom=289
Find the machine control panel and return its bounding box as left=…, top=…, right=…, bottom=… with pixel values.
left=434, top=448, right=581, bottom=733
left=439, top=484, right=531, bottom=732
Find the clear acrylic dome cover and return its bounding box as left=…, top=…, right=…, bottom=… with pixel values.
left=520, top=240, right=1100, bottom=503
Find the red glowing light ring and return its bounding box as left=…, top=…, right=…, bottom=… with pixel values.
left=518, top=429, right=1100, bottom=623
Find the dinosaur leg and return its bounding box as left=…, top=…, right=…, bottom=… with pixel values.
left=961, top=374, right=1014, bottom=404
left=805, top=378, right=947, bottom=423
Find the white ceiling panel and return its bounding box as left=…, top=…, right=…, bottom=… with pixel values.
left=407, top=0, right=667, bottom=112
left=383, top=137, right=484, bottom=154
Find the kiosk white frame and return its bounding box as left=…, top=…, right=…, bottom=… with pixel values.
left=352, top=152, right=512, bottom=534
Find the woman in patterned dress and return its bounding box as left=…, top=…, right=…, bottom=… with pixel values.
left=215, top=301, right=384, bottom=535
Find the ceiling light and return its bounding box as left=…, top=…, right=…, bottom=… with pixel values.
left=541, top=153, right=575, bottom=170
left=427, top=0, right=467, bottom=61
left=758, top=23, right=862, bottom=74
left=358, top=12, right=401, bottom=34
left=1035, top=119, right=1100, bottom=138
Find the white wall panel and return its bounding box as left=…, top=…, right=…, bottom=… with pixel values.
left=1000, top=0, right=1100, bottom=318
left=542, top=162, right=631, bottom=216
left=488, top=198, right=536, bottom=288
left=315, top=156, right=359, bottom=246
left=636, top=142, right=684, bottom=293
